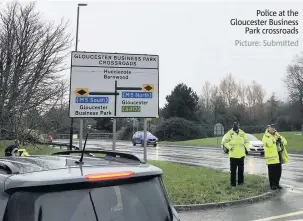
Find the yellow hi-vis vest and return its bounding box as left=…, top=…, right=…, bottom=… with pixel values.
left=262, top=132, right=288, bottom=165
left=17, top=149, right=30, bottom=157
left=223, top=129, right=249, bottom=158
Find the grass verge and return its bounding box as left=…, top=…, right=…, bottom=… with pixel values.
left=149, top=160, right=268, bottom=205
left=0, top=140, right=61, bottom=157
left=161, top=131, right=303, bottom=153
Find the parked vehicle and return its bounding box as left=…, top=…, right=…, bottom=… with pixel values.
left=132, top=131, right=158, bottom=147
left=221, top=133, right=264, bottom=155
left=0, top=149, right=180, bottom=221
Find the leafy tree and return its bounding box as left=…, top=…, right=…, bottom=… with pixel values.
left=162, top=83, right=199, bottom=121
left=95, top=118, right=113, bottom=132
left=154, top=117, right=206, bottom=141
left=267, top=93, right=279, bottom=124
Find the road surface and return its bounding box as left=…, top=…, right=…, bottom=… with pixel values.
left=53, top=139, right=303, bottom=221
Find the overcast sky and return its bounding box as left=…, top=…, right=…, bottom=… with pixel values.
left=2, top=0, right=303, bottom=107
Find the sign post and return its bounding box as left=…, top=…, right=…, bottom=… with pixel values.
left=79, top=119, right=83, bottom=149
left=143, top=118, right=148, bottom=162
left=112, top=118, right=116, bottom=151
left=214, top=123, right=225, bottom=144
left=69, top=52, right=159, bottom=160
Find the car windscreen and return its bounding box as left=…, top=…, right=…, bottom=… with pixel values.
left=3, top=176, right=171, bottom=221
left=133, top=132, right=142, bottom=137
left=246, top=134, right=259, bottom=141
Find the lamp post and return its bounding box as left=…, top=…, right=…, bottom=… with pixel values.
left=69, top=3, right=87, bottom=150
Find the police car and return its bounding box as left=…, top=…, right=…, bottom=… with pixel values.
left=221, top=133, right=264, bottom=155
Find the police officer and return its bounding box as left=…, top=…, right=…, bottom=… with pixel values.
left=262, top=125, right=288, bottom=190
left=265, top=124, right=280, bottom=135
left=17, top=149, right=30, bottom=156
left=4, top=140, right=30, bottom=157
left=4, top=140, right=19, bottom=156
left=223, top=122, right=250, bottom=186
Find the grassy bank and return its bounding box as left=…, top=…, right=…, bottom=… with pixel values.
left=161, top=131, right=303, bottom=153
left=150, top=160, right=268, bottom=205
left=0, top=140, right=60, bottom=157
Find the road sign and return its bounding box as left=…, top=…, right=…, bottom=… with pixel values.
left=69, top=51, right=159, bottom=118
left=214, top=123, right=224, bottom=136
left=142, top=84, right=154, bottom=92
left=76, top=88, right=89, bottom=96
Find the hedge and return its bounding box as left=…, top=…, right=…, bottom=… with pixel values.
left=154, top=117, right=206, bottom=141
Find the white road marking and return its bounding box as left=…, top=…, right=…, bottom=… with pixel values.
left=283, top=162, right=297, bottom=165
left=283, top=184, right=295, bottom=188
left=287, top=189, right=303, bottom=194
left=286, top=220, right=303, bottom=221
left=252, top=210, right=303, bottom=221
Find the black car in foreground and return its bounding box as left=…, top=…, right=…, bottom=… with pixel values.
left=0, top=149, right=180, bottom=221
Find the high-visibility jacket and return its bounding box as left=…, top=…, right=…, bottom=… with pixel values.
left=262, top=132, right=288, bottom=165
left=223, top=129, right=249, bottom=158
left=17, top=149, right=30, bottom=157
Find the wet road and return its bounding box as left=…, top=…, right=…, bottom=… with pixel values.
left=54, top=139, right=303, bottom=221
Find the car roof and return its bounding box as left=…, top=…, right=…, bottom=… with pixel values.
left=135, top=131, right=151, bottom=133
left=0, top=149, right=162, bottom=191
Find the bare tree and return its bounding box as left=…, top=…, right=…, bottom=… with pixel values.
left=237, top=81, right=246, bottom=105
left=219, top=73, right=237, bottom=106
left=251, top=81, right=266, bottom=121
left=284, top=52, right=303, bottom=124
left=246, top=84, right=253, bottom=115
left=0, top=2, right=71, bottom=139
left=210, top=85, right=220, bottom=113
left=285, top=53, right=303, bottom=105
left=251, top=81, right=266, bottom=105
left=200, top=81, right=212, bottom=112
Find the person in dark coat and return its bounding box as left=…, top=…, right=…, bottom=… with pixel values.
left=4, top=140, right=19, bottom=156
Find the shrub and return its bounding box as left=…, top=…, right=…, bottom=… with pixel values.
left=240, top=125, right=266, bottom=134
left=154, top=117, right=206, bottom=141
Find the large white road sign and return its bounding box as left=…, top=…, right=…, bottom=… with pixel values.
left=69, top=51, right=159, bottom=118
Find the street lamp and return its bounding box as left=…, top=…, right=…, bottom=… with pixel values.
left=76, top=3, right=87, bottom=51
left=69, top=3, right=87, bottom=150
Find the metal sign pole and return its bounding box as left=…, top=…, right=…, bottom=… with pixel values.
left=79, top=119, right=83, bottom=149
left=112, top=118, right=116, bottom=151
left=143, top=118, right=147, bottom=162
left=132, top=119, right=135, bottom=135
left=216, top=128, right=218, bottom=144
left=78, top=120, right=84, bottom=149
left=74, top=3, right=87, bottom=151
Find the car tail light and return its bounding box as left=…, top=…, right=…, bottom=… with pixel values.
left=85, top=171, right=134, bottom=181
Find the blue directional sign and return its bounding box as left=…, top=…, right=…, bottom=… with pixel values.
left=122, top=92, right=152, bottom=99
left=75, top=97, right=109, bottom=103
